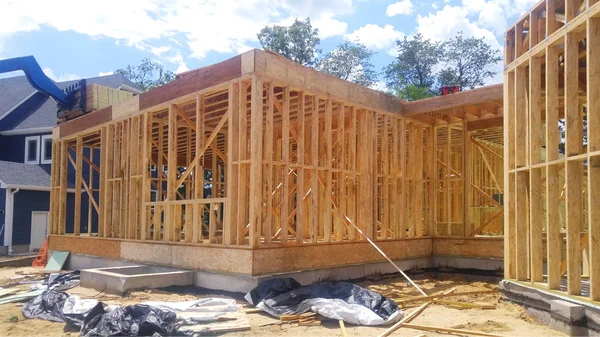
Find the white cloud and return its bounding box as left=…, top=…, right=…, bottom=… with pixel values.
left=169, top=54, right=189, bottom=74
left=150, top=46, right=171, bottom=56
left=98, top=71, right=114, bottom=76
left=371, top=81, right=388, bottom=92
left=43, top=67, right=80, bottom=82
left=313, top=16, right=348, bottom=39
left=346, top=24, right=404, bottom=51
left=0, top=0, right=352, bottom=62
left=386, top=0, right=414, bottom=16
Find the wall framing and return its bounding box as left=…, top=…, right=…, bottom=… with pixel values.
left=504, top=0, right=600, bottom=302
left=49, top=49, right=505, bottom=276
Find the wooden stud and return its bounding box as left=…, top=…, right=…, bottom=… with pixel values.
left=529, top=167, right=543, bottom=282
left=281, top=86, right=290, bottom=244
left=249, top=76, right=263, bottom=247
left=547, top=164, right=562, bottom=289
left=566, top=160, right=582, bottom=295
left=515, top=171, right=529, bottom=281
left=588, top=16, right=600, bottom=301
left=546, top=45, right=560, bottom=162
left=565, top=32, right=583, bottom=156
left=296, top=91, right=305, bottom=243
left=324, top=99, right=333, bottom=242
left=311, top=96, right=319, bottom=242
left=74, top=136, right=83, bottom=236
left=265, top=84, right=275, bottom=244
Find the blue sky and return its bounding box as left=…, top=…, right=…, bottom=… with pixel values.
left=0, top=0, right=538, bottom=89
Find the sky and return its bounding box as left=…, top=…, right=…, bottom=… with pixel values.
left=0, top=0, right=539, bottom=90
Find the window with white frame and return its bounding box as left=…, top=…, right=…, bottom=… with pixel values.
left=41, top=135, right=53, bottom=164
left=24, top=136, right=40, bottom=164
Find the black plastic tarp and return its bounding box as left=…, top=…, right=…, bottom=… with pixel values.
left=22, top=291, right=70, bottom=322
left=245, top=278, right=403, bottom=325
left=23, top=291, right=181, bottom=336
left=81, top=304, right=178, bottom=337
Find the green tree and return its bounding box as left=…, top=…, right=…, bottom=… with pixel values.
left=437, top=31, right=502, bottom=90
left=317, top=40, right=378, bottom=87
left=383, top=33, right=442, bottom=100
left=257, top=18, right=320, bottom=67
left=115, top=58, right=175, bottom=92
left=393, top=84, right=436, bottom=101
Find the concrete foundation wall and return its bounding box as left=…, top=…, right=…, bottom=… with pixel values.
left=64, top=252, right=501, bottom=293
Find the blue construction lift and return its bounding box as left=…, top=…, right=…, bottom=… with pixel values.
left=0, top=55, right=86, bottom=121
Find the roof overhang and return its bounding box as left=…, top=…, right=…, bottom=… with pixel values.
left=4, top=184, right=76, bottom=193
left=0, top=126, right=53, bottom=136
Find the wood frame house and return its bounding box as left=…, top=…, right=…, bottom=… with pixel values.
left=48, top=49, right=504, bottom=280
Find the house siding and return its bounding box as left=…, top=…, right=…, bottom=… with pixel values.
left=12, top=190, right=49, bottom=245
left=0, top=133, right=52, bottom=174
left=0, top=188, right=5, bottom=245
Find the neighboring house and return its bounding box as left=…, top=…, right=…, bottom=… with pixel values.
left=0, top=74, right=142, bottom=254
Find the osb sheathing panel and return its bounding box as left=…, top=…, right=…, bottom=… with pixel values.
left=433, top=237, right=504, bottom=258
left=120, top=242, right=252, bottom=274
left=170, top=245, right=252, bottom=274
left=252, top=238, right=433, bottom=276
left=48, top=235, right=120, bottom=259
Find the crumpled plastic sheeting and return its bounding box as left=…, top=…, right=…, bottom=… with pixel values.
left=81, top=304, right=178, bottom=337
left=22, top=291, right=70, bottom=322
left=245, top=278, right=403, bottom=326
left=23, top=290, right=238, bottom=336
left=141, top=298, right=237, bottom=313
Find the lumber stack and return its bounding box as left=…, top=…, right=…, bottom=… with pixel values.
left=86, top=84, right=133, bottom=112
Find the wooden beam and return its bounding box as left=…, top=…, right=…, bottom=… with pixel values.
left=402, top=84, right=503, bottom=116
left=466, top=116, right=503, bottom=131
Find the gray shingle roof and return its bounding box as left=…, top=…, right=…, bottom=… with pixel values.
left=0, top=73, right=142, bottom=131
left=0, top=160, right=51, bottom=188
left=0, top=76, right=36, bottom=117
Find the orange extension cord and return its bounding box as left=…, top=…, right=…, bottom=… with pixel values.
left=32, top=240, right=48, bottom=267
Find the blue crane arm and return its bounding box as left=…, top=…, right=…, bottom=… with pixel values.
left=0, top=55, right=68, bottom=105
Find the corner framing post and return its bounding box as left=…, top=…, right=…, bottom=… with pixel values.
left=249, top=76, right=263, bottom=247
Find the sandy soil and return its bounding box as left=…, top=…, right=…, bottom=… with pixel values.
left=0, top=267, right=564, bottom=336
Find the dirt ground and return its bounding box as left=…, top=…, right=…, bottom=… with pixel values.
left=0, top=266, right=564, bottom=336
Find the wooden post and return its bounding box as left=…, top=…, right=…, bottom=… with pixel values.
left=515, top=171, right=529, bottom=281
left=311, top=96, right=319, bottom=242
left=462, top=121, right=471, bottom=236
left=249, top=76, right=263, bottom=247
left=265, top=84, right=275, bottom=244
left=281, top=86, right=290, bottom=244
left=296, top=91, right=305, bottom=243
left=566, top=160, right=582, bottom=295
left=546, top=164, right=561, bottom=289
left=225, top=87, right=238, bottom=245
left=166, top=104, right=177, bottom=241
left=588, top=16, right=600, bottom=301
left=74, top=136, right=83, bottom=236
left=324, top=99, right=333, bottom=242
